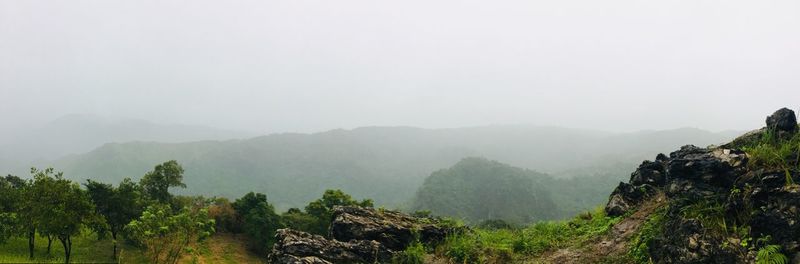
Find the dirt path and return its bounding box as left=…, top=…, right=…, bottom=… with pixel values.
left=540, top=193, right=666, bottom=264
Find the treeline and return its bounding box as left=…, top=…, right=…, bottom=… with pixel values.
left=0, top=160, right=372, bottom=264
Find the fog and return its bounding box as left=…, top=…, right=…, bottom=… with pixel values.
left=2, top=0, right=799, bottom=134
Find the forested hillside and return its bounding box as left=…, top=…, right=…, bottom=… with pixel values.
left=412, top=157, right=558, bottom=224
left=39, top=126, right=735, bottom=210
left=412, top=157, right=635, bottom=224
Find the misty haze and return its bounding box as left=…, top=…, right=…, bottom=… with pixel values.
left=1, top=0, right=799, bottom=263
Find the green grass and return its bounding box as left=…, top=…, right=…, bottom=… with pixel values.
left=438, top=206, right=621, bottom=263
left=0, top=233, right=263, bottom=264
left=743, top=129, right=800, bottom=186
left=627, top=207, right=666, bottom=264
left=0, top=232, right=143, bottom=263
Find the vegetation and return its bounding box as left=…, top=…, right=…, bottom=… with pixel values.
left=304, top=189, right=374, bottom=236
left=438, top=207, right=621, bottom=263
left=232, top=192, right=283, bottom=253
left=743, top=130, right=800, bottom=186
left=40, top=126, right=733, bottom=210
left=84, top=178, right=143, bottom=258
left=412, top=158, right=558, bottom=225
left=392, top=241, right=426, bottom=264
left=0, top=161, right=306, bottom=263
left=140, top=160, right=187, bottom=204
left=124, top=204, right=215, bottom=264
left=756, top=244, right=789, bottom=264
left=628, top=207, right=666, bottom=263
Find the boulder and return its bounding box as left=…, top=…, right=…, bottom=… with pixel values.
left=629, top=160, right=667, bottom=186
left=767, top=107, right=798, bottom=134
left=330, top=206, right=454, bottom=251
left=269, top=207, right=457, bottom=263
left=605, top=182, right=655, bottom=216
left=268, top=229, right=392, bottom=264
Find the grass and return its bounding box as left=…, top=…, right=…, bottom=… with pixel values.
left=0, top=232, right=139, bottom=263
left=627, top=206, right=666, bottom=264
left=437, top=206, right=621, bottom=263
left=743, top=129, right=800, bottom=186
left=0, top=233, right=264, bottom=264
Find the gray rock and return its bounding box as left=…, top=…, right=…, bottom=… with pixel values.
left=766, top=107, right=798, bottom=133
left=267, top=229, right=392, bottom=264
left=330, top=206, right=454, bottom=251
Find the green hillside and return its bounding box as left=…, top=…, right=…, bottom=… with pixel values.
left=37, top=126, right=735, bottom=210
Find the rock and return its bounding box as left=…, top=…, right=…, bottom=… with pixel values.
left=330, top=206, right=454, bottom=251
left=650, top=218, right=738, bottom=264
left=767, top=107, right=798, bottom=133
left=630, top=160, right=667, bottom=186
left=750, top=185, right=800, bottom=252
left=268, top=229, right=392, bottom=264
left=605, top=182, right=655, bottom=216
left=269, top=207, right=457, bottom=263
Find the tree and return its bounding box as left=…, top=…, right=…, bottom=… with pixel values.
left=125, top=204, right=215, bottom=264
left=0, top=175, right=25, bottom=244
left=208, top=197, right=238, bottom=233
left=85, top=178, right=143, bottom=258
left=140, top=160, right=186, bottom=204
left=281, top=208, right=317, bottom=234
left=28, top=168, right=98, bottom=263
left=304, top=189, right=373, bottom=236
left=233, top=192, right=283, bottom=253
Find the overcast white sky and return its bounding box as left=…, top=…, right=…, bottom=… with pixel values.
left=1, top=0, right=799, bottom=134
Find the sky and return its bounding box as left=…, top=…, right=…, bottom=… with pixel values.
left=1, top=0, right=799, bottom=134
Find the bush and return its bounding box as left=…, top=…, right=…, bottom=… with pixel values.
left=392, top=241, right=426, bottom=264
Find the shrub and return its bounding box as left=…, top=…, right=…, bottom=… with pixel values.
left=756, top=244, right=788, bottom=264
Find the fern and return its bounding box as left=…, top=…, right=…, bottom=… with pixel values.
left=756, top=245, right=788, bottom=264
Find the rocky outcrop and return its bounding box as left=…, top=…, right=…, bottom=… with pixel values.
left=268, top=206, right=457, bottom=263
left=268, top=229, right=392, bottom=264
left=330, top=206, right=451, bottom=251
left=606, top=107, right=800, bottom=264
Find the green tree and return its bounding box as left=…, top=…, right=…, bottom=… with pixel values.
left=281, top=208, right=317, bottom=234
left=125, top=204, right=215, bottom=264
left=233, top=192, right=283, bottom=253
left=0, top=175, right=25, bottom=244
left=29, top=168, right=98, bottom=264
left=140, top=160, right=186, bottom=204
left=304, top=189, right=373, bottom=236
left=84, top=178, right=143, bottom=258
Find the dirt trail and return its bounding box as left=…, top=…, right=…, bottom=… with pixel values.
left=540, top=193, right=666, bottom=264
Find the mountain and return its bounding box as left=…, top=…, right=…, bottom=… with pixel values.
left=412, top=157, right=558, bottom=224
left=32, top=125, right=737, bottom=211
left=0, top=114, right=254, bottom=173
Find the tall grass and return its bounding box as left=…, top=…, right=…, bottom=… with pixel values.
left=439, top=207, right=621, bottom=263
left=744, top=130, right=800, bottom=186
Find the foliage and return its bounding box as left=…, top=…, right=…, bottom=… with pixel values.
left=744, top=130, right=800, bottom=186
left=412, top=158, right=559, bottom=225
left=392, top=241, right=426, bottom=264
left=27, top=168, right=100, bottom=263
left=0, top=175, right=25, bottom=244
left=281, top=208, right=318, bottom=235
left=124, top=204, right=215, bottom=264
left=304, top=189, right=373, bottom=236
left=628, top=207, right=666, bottom=264
left=756, top=245, right=788, bottom=264
left=233, top=192, right=283, bottom=254
left=208, top=197, right=239, bottom=233
left=477, top=219, right=516, bottom=230
left=140, top=160, right=186, bottom=204
left=439, top=207, right=620, bottom=263
left=84, top=178, right=143, bottom=258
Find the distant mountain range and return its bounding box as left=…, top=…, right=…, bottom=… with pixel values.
left=5, top=121, right=741, bottom=211
left=0, top=114, right=254, bottom=173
